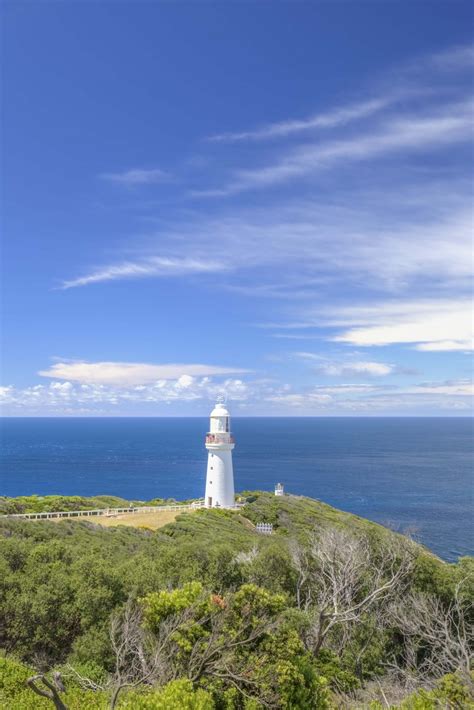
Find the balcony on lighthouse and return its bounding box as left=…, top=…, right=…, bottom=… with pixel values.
left=205, top=433, right=236, bottom=445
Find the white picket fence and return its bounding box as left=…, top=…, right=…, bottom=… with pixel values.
left=255, top=522, right=273, bottom=535
left=6, top=501, right=206, bottom=521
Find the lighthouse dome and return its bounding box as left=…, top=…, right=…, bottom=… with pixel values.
left=210, top=402, right=230, bottom=418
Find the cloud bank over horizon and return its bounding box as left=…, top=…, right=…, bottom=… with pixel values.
left=1, top=374, right=471, bottom=417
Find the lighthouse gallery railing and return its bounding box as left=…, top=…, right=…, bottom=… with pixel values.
left=205, top=434, right=235, bottom=444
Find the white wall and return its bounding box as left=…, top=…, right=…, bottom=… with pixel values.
left=204, top=446, right=235, bottom=508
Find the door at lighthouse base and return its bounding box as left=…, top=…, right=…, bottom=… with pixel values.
left=207, top=497, right=212, bottom=507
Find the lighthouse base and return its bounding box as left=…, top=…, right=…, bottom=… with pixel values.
left=204, top=447, right=235, bottom=508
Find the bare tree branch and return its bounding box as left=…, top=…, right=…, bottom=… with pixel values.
left=26, top=674, right=69, bottom=710
left=290, top=528, right=415, bottom=655
left=386, top=576, right=473, bottom=687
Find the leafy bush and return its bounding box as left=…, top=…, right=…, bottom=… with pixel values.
left=121, top=679, right=214, bottom=709
left=394, top=673, right=474, bottom=709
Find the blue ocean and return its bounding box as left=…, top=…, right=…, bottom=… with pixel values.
left=1, top=417, right=472, bottom=562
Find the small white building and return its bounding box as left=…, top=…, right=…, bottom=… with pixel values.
left=204, top=398, right=235, bottom=508
left=275, top=482, right=284, bottom=496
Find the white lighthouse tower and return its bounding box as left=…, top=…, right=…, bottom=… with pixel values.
left=204, top=397, right=235, bottom=508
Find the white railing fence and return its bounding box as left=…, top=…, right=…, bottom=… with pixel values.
left=5, top=500, right=207, bottom=521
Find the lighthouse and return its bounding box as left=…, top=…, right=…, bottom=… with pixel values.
left=204, top=398, right=235, bottom=508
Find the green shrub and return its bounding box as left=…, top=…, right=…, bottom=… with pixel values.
left=120, top=679, right=214, bottom=709
left=398, top=673, right=474, bottom=709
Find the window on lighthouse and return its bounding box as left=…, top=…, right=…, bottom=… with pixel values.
left=225, top=417, right=229, bottom=432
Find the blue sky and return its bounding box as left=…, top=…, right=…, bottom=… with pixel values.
left=2, top=1, right=473, bottom=416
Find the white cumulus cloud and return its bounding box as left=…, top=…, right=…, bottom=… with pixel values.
left=38, top=361, right=249, bottom=387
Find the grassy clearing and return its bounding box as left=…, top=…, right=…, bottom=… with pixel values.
left=55, top=509, right=183, bottom=530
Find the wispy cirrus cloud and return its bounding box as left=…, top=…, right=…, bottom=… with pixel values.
left=38, top=360, right=249, bottom=387
left=206, top=43, right=473, bottom=144
left=263, top=298, right=473, bottom=353
left=328, top=299, right=473, bottom=351
left=60, top=179, right=472, bottom=291
left=60, top=43, right=473, bottom=301
left=207, top=96, right=398, bottom=143
left=264, top=378, right=473, bottom=412
left=401, top=380, right=474, bottom=396
left=421, top=43, right=474, bottom=72
left=295, top=354, right=395, bottom=376
left=195, top=100, right=473, bottom=197
left=60, top=256, right=229, bottom=289
left=100, top=167, right=171, bottom=186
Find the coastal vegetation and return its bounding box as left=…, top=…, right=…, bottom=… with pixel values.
left=0, top=492, right=472, bottom=708
left=0, top=494, right=189, bottom=516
